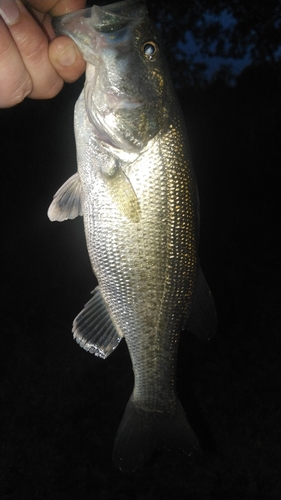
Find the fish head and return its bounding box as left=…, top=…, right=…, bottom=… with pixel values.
left=53, top=0, right=171, bottom=153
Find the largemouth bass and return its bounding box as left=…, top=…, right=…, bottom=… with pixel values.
left=48, top=0, right=217, bottom=472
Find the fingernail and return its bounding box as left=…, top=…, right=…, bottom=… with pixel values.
left=59, top=44, right=77, bottom=66
left=0, top=0, right=20, bottom=25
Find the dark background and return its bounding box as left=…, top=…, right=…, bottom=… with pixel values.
left=1, top=1, right=281, bottom=498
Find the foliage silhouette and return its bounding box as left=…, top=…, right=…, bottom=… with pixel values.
left=148, top=0, right=281, bottom=86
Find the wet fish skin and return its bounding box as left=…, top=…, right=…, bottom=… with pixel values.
left=48, top=0, right=217, bottom=472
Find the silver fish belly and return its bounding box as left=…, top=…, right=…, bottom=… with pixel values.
left=48, top=0, right=217, bottom=472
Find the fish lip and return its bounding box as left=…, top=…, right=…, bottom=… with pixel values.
left=51, top=2, right=147, bottom=52
left=52, top=1, right=146, bottom=34
left=51, top=9, right=91, bottom=36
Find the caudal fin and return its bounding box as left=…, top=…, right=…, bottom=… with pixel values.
left=112, top=396, right=201, bottom=472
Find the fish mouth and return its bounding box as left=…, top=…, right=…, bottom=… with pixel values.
left=52, top=1, right=146, bottom=34
left=51, top=1, right=147, bottom=64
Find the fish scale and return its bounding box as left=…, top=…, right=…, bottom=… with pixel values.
left=48, top=0, right=217, bottom=472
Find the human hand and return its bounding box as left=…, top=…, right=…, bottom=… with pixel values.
left=0, top=0, right=86, bottom=107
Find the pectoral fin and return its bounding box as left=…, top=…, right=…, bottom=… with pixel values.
left=47, top=173, right=83, bottom=222
left=184, top=267, right=217, bottom=340
left=101, top=165, right=141, bottom=223
left=73, top=286, right=123, bottom=359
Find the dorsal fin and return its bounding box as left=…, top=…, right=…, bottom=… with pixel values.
left=184, top=266, right=217, bottom=341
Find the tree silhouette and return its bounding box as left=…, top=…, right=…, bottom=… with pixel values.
left=148, top=0, right=281, bottom=85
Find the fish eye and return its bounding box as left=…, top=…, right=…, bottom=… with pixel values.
left=142, top=41, right=159, bottom=61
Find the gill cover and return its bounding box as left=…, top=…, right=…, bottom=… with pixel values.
left=52, top=0, right=170, bottom=153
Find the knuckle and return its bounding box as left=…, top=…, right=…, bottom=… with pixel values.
left=21, top=35, right=48, bottom=64
left=0, top=77, right=33, bottom=107
left=29, top=76, right=64, bottom=100
left=0, top=57, right=32, bottom=107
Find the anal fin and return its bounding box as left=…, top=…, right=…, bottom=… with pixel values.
left=73, top=287, right=123, bottom=359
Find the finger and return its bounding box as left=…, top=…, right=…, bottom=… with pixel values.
left=1, top=0, right=64, bottom=100
left=0, top=16, right=32, bottom=107
left=25, top=0, right=86, bottom=16
left=47, top=0, right=86, bottom=82
left=29, top=1, right=87, bottom=40
left=49, top=35, right=86, bottom=83
left=50, top=0, right=86, bottom=16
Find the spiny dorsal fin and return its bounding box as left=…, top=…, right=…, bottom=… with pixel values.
left=72, top=286, right=123, bottom=359
left=47, top=172, right=83, bottom=222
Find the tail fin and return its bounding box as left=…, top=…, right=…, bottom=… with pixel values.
left=112, top=396, right=201, bottom=472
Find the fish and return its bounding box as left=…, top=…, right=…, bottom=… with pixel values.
left=48, top=0, right=217, bottom=472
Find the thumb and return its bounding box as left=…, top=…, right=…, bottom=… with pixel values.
left=49, top=35, right=85, bottom=83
